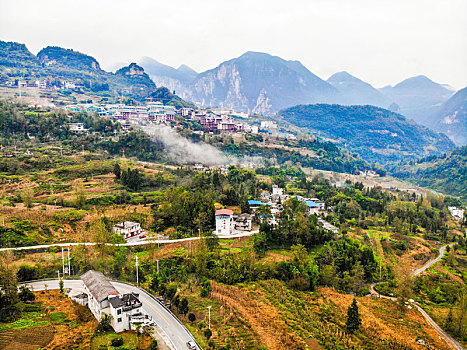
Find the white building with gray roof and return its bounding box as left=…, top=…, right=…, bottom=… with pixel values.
left=81, top=270, right=152, bottom=333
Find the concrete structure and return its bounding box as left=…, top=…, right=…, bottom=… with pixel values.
left=81, top=270, right=150, bottom=333
left=68, top=122, right=85, bottom=132
left=304, top=200, right=320, bottom=215
left=448, top=207, right=465, bottom=221
left=113, top=221, right=143, bottom=240
left=215, top=209, right=234, bottom=235
left=234, top=214, right=253, bottom=231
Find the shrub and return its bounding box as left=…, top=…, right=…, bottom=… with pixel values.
left=111, top=336, right=124, bottom=346
left=18, top=285, right=35, bottom=302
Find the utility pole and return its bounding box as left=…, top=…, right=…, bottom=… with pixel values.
left=61, top=247, right=65, bottom=275
left=207, top=305, right=212, bottom=329
left=156, top=259, right=159, bottom=273
left=57, top=270, right=60, bottom=280
left=135, top=256, right=139, bottom=286
left=68, top=247, right=71, bottom=276
left=82, top=145, right=84, bottom=156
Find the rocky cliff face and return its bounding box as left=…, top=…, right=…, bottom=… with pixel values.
left=430, top=87, right=467, bottom=146
left=188, top=51, right=338, bottom=113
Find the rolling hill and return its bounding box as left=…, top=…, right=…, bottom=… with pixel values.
left=393, top=146, right=467, bottom=202
left=279, top=104, right=455, bottom=163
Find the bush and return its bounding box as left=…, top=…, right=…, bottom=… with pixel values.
left=18, top=285, right=35, bottom=302
left=150, top=339, right=158, bottom=350
left=97, top=314, right=112, bottom=332
left=111, top=336, right=124, bottom=346
left=204, top=328, right=213, bottom=340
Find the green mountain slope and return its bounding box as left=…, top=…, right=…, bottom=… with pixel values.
left=0, top=41, right=156, bottom=100
left=393, top=146, right=467, bottom=201
left=279, top=104, right=455, bottom=163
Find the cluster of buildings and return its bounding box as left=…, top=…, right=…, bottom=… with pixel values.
left=14, top=79, right=77, bottom=90
left=63, top=101, right=260, bottom=135
left=72, top=270, right=153, bottom=333
left=448, top=206, right=465, bottom=221
left=215, top=185, right=338, bottom=236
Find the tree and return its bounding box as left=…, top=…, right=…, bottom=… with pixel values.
left=204, top=328, right=213, bottom=340
left=59, top=278, right=64, bottom=294
left=18, top=285, right=35, bottom=302
left=113, top=162, right=121, bottom=179
left=19, top=188, right=34, bottom=208
left=179, top=297, right=189, bottom=315
left=0, top=252, right=18, bottom=306
left=346, top=298, right=362, bottom=333
left=396, top=267, right=414, bottom=313
left=188, top=312, right=196, bottom=324
left=150, top=339, right=159, bottom=350
left=74, top=183, right=86, bottom=209
left=97, top=313, right=112, bottom=332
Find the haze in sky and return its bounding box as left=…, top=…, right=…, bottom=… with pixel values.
left=0, top=0, right=466, bottom=89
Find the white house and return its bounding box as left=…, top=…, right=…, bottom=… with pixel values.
left=305, top=200, right=320, bottom=215
left=234, top=214, right=252, bottom=231
left=215, top=209, right=234, bottom=235
left=448, top=207, right=465, bottom=221
left=68, top=123, right=85, bottom=132
left=81, top=270, right=151, bottom=333
left=113, top=221, right=143, bottom=239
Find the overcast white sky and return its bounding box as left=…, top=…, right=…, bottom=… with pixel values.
left=1, top=0, right=466, bottom=89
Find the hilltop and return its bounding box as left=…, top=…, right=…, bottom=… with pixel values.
left=279, top=104, right=455, bottom=164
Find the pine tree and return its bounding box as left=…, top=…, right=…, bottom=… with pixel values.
left=346, top=298, right=362, bottom=333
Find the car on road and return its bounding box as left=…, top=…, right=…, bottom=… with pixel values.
left=187, top=340, right=198, bottom=350
left=139, top=234, right=146, bottom=239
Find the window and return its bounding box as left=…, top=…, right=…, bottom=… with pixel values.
left=117, top=318, right=122, bottom=323
left=117, top=309, right=122, bottom=315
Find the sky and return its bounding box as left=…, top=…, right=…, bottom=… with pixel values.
left=0, top=0, right=466, bottom=89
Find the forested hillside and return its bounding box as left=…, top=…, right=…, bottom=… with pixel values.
left=279, top=104, right=455, bottom=164
left=393, top=146, right=467, bottom=202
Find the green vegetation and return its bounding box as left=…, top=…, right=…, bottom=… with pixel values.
left=393, top=146, right=467, bottom=202
left=279, top=104, right=455, bottom=163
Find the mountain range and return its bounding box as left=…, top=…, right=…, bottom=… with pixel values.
left=0, top=40, right=464, bottom=147
left=137, top=51, right=459, bottom=121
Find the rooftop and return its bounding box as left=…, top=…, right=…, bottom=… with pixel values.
left=81, top=270, right=119, bottom=303
left=215, top=209, right=234, bottom=216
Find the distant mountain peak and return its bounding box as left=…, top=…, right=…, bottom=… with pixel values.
left=116, top=62, right=146, bottom=76
left=327, top=71, right=363, bottom=83
left=392, top=75, right=447, bottom=90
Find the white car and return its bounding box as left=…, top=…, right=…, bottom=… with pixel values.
left=186, top=340, right=198, bottom=350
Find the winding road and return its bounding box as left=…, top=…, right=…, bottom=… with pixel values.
left=370, top=243, right=464, bottom=350
left=25, top=279, right=199, bottom=350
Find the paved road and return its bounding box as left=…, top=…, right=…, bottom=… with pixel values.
left=413, top=243, right=456, bottom=276
left=370, top=243, right=465, bottom=350
left=0, top=230, right=258, bottom=252
left=26, top=279, right=199, bottom=350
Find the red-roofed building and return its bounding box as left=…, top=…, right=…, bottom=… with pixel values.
left=215, top=209, right=234, bottom=235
